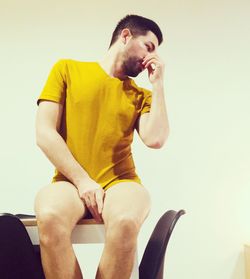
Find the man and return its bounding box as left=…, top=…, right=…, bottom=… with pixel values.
left=34, top=14, right=169, bottom=279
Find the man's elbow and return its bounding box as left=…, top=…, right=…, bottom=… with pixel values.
left=145, top=131, right=169, bottom=149
left=36, top=132, right=46, bottom=149
left=36, top=128, right=52, bottom=149
left=146, top=139, right=165, bottom=149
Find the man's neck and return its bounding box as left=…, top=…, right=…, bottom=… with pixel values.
left=98, top=51, right=128, bottom=81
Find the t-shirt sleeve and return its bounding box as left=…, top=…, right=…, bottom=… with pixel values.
left=140, top=89, right=152, bottom=115
left=37, top=59, right=67, bottom=105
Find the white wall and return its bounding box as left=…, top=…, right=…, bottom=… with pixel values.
left=0, top=1, right=249, bottom=278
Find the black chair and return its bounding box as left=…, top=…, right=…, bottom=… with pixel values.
left=0, top=213, right=45, bottom=279
left=0, top=210, right=185, bottom=279
left=139, top=209, right=186, bottom=279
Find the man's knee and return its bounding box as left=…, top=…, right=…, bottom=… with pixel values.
left=36, top=209, right=71, bottom=247
left=34, top=184, right=77, bottom=246
left=105, top=216, right=140, bottom=250
left=34, top=181, right=86, bottom=229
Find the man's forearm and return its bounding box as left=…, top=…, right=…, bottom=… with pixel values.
left=37, top=129, right=90, bottom=187
left=145, top=83, right=169, bottom=147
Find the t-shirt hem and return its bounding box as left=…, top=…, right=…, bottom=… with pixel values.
left=37, top=94, right=63, bottom=105
left=103, top=178, right=143, bottom=191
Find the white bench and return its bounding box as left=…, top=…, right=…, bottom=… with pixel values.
left=21, top=218, right=139, bottom=279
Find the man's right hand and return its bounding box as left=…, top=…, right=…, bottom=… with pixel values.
left=76, top=178, right=105, bottom=222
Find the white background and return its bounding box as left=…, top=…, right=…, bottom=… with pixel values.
left=0, top=1, right=249, bottom=278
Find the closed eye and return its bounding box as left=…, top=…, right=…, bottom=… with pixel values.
left=145, top=44, right=152, bottom=52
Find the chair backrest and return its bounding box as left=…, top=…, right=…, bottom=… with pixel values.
left=139, top=209, right=185, bottom=279
left=0, top=213, right=45, bottom=279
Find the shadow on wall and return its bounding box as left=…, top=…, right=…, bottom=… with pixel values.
left=230, top=250, right=245, bottom=279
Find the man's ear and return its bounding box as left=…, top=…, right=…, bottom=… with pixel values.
left=120, top=28, right=132, bottom=44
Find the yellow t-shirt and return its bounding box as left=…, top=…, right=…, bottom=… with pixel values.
left=37, top=59, right=152, bottom=190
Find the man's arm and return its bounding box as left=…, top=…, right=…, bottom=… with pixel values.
left=36, top=100, right=104, bottom=220
left=135, top=83, right=169, bottom=149
left=36, top=100, right=90, bottom=185
left=136, top=53, right=169, bottom=148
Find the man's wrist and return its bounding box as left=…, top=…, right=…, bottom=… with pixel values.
left=73, top=175, right=92, bottom=189
left=152, top=81, right=164, bottom=91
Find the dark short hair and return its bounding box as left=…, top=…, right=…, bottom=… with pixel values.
left=108, top=14, right=163, bottom=49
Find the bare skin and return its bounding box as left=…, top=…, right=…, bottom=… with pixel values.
left=95, top=181, right=151, bottom=279
left=35, top=27, right=168, bottom=279
left=34, top=182, right=86, bottom=279
left=34, top=181, right=151, bottom=279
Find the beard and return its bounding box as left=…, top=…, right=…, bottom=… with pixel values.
left=122, top=55, right=144, bottom=77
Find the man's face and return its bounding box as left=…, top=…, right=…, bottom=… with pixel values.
left=121, top=30, right=159, bottom=77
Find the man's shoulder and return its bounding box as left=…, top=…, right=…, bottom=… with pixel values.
left=52, top=58, right=96, bottom=68
left=51, top=59, right=97, bottom=77
left=129, top=79, right=152, bottom=97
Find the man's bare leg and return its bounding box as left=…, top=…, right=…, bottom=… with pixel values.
left=95, top=182, right=151, bottom=279
left=34, top=181, right=88, bottom=279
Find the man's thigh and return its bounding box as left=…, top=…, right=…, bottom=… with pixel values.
left=34, top=181, right=88, bottom=229
left=102, top=181, right=152, bottom=229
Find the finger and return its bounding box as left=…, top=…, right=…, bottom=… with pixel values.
left=143, top=53, right=158, bottom=60
left=83, top=198, right=100, bottom=220
left=91, top=208, right=101, bottom=221
left=87, top=194, right=102, bottom=221
left=144, top=59, right=158, bottom=69
left=83, top=196, right=91, bottom=207
left=89, top=210, right=102, bottom=222
left=89, top=192, right=97, bottom=209
left=83, top=192, right=102, bottom=221
left=143, top=55, right=159, bottom=65
left=82, top=196, right=98, bottom=218
left=95, top=189, right=104, bottom=214
left=147, top=64, right=154, bottom=74
left=88, top=207, right=100, bottom=221
left=144, top=60, right=155, bottom=69
left=93, top=205, right=103, bottom=222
